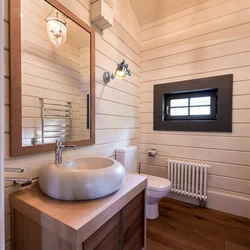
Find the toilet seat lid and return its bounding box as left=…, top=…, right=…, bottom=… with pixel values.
left=139, top=174, right=171, bottom=191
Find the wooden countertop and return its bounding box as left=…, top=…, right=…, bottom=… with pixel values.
left=10, top=173, right=147, bottom=248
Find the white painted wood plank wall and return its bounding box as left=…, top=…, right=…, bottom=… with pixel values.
left=21, top=0, right=84, bottom=145
left=3, top=0, right=141, bottom=248
left=140, top=0, right=250, bottom=218
left=80, top=46, right=91, bottom=139
left=130, top=0, right=211, bottom=26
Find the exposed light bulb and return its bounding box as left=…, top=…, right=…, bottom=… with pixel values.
left=103, top=60, right=131, bottom=83
left=114, top=60, right=129, bottom=79
left=115, top=68, right=126, bottom=79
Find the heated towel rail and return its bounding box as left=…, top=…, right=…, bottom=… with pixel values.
left=40, top=98, right=73, bottom=144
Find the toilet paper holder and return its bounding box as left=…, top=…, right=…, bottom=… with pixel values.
left=148, top=148, right=157, bottom=157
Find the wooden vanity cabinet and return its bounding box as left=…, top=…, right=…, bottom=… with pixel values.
left=12, top=191, right=145, bottom=250
left=123, top=192, right=144, bottom=250
left=82, top=212, right=121, bottom=250
left=82, top=192, right=145, bottom=250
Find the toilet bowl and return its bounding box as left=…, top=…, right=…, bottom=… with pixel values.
left=139, top=174, right=171, bottom=220
left=116, top=146, right=172, bottom=220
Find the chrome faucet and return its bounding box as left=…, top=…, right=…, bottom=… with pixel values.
left=55, top=140, right=76, bottom=164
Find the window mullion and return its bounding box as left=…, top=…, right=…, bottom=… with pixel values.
left=188, top=98, right=190, bottom=116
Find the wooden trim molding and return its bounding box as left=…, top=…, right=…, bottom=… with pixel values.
left=0, top=0, right=5, bottom=247
left=9, top=0, right=96, bottom=157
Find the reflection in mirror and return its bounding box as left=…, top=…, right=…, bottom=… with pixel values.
left=20, top=0, right=91, bottom=146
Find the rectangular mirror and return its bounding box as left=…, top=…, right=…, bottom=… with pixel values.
left=10, top=0, right=95, bottom=156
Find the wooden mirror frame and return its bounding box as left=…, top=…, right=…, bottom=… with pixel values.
left=10, top=0, right=95, bottom=157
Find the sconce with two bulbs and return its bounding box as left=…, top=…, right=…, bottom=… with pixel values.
left=103, top=60, right=131, bottom=84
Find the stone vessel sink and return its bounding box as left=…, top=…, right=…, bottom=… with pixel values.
left=39, top=157, right=126, bottom=201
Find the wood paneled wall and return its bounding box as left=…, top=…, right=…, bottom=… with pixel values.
left=140, top=0, right=250, bottom=218
left=130, top=0, right=210, bottom=26
left=21, top=0, right=94, bottom=145
left=80, top=45, right=91, bottom=139
left=3, top=0, right=140, bottom=247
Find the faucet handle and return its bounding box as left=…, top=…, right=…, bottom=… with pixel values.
left=55, top=140, right=76, bottom=149
left=64, top=144, right=77, bottom=149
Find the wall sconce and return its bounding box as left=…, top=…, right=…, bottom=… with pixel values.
left=46, top=9, right=67, bottom=48
left=103, top=60, right=131, bottom=84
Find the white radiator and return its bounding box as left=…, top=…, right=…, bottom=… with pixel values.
left=167, top=159, right=209, bottom=204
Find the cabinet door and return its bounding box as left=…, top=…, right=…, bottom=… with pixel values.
left=82, top=191, right=145, bottom=250
left=122, top=192, right=145, bottom=250
left=83, top=212, right=121, bottom=250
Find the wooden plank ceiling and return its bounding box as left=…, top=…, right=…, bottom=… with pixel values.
left=129, top=0, right=209, bottom=26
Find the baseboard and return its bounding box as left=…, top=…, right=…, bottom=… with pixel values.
left=167, top=189, right=250, bottom=219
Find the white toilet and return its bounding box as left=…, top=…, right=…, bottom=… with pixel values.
left=116, top=146, right=171, bottom=220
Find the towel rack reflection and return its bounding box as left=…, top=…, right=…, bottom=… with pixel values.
left=40, top=98, right=73, bottom=144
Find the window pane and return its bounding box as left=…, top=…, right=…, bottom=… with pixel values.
left=170, top=107, right=188, bottom=116
left=170, top=98, right=188, bottom=107
left=190, top=106, right=210, bottom=115
left=190, top=96, right=211, bottom=106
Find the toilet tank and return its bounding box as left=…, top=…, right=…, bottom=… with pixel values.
left=116, top=146, right=137, bottom=174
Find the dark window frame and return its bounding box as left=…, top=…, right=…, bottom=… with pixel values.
left=164, top=89, right=217, bottom=121
left=154, top=74, right=233, bottom=132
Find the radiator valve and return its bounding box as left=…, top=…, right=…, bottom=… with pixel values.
left=148, top=148, right=157, bottom=157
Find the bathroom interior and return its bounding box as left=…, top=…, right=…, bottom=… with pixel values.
left=0, top=0, right=250, bottom=249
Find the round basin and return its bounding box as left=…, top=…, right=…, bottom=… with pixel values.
left=39, top=157, right=126, bottom=201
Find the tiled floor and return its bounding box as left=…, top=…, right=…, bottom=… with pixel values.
left=147, top=198, right=250, bottom=250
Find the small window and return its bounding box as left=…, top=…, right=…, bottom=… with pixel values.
left=165, top=90, right=217, bottom=121
left=154, top=75, right=233, bottom=132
